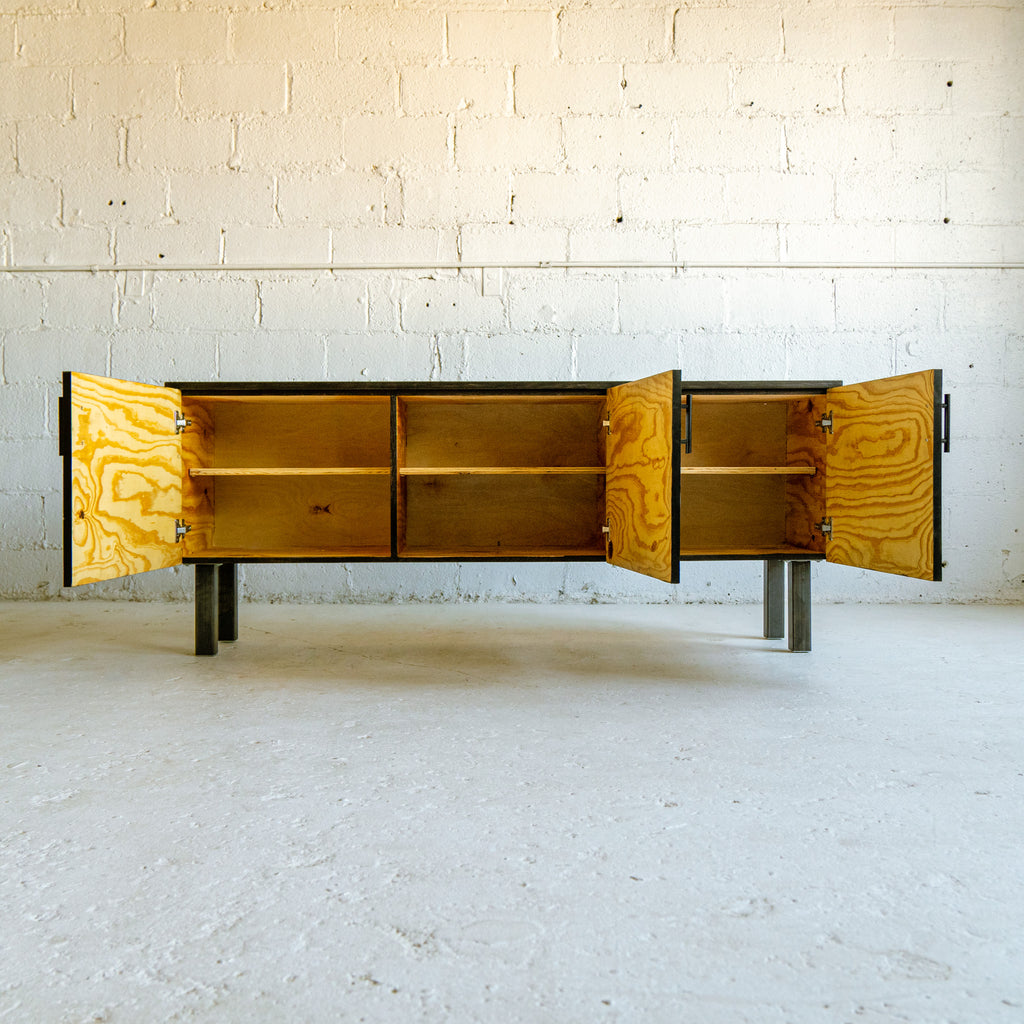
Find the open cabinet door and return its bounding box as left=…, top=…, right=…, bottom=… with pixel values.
left=604, top=370, right=681, bottom=583
left=61, top=372, right=184, bottom=587
left=824, top=369, right=944, bottom=581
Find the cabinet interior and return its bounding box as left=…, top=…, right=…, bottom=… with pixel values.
left=679, top=394, right=826, bottom=557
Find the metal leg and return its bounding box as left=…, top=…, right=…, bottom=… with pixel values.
left=218, top=563, right=238, bottom=642
left=787, top=560, right=811, bottom=653
left=195, top=563, right=219, bottom=656
left=763, top=558, right=785, bottom=639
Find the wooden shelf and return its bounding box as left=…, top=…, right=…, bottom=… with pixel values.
left=679, top=466, right=816, bottom=476
left=400, top=466, right=606, bottom=476
left=685, top=394, right=818, bottom=403
left=190, top=467, right=390, bottom=477
left=188, top=546, right=393, bottom=559
left=399, top=546, right=605, bottom=559
left=679, top=545, right=821, bottom=557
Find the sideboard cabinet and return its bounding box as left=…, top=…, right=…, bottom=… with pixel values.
left=60, top=369, right=948, bottom=654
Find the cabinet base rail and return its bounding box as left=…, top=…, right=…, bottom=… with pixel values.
left=193, top=559, right=812, bottom=656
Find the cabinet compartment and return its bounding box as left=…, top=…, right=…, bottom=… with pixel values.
left=401, top=473, right=605, bottom=558
left=679, top=395, right=826, bottom=556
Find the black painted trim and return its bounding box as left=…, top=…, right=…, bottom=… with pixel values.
left=184, top=555, right=608, bottom=564
left=389, top=395, right=398, bottom=559
left=932, top=369, right=943, bottom=582
left=670, top=371, right=681, bottom=584
left=61, top=371, right=72, bottom=588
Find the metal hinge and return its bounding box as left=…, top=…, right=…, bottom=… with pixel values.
left=815, top=411, right=833, bottom=434
left=817, top=517, right=833, bottom=538
left=175, top=520, right=192, bottom=542
left=601, top=518, right=610, bottom=534
left=602, top=418, right=611, bottom=435
left=174, top=412, right=191, bottom=434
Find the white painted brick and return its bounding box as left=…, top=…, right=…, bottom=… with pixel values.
left=844, top=63, right=952, bottom=115
left=726, top=172, right=833, bottom=223
left=674, top=223, right=780, bottom=263
left=945, top=274, right=1024, bottom=333
left=151, top=277, right=257, bottom=332
left=835, top=167, right=941, bottom=223
left=63, top=173, right=168, bottom=227
left=782, top=223, right=894, bottom=263
left=1, top=122, right=14, bottom=175
left=0, top=15, right=11, bottom=58
left=680, top=329, right=786, bottom=380
left=510, top=171, right=615, bottom=227
left=10, top=226, right=111, bottom=266
left=784, top=116, right=893, bottom=173
left=260, top=277, right=366, bottom=333
left=325, top=334, right=436, bottom=381
left=623, top=63, right=728, bottom=116
left=230, top=11, right=336, bottom=62
left=725, top=273, right=835, bottom=330
left=456, top=117, right=561, bottom=172
left=560, top=8, right=667, bottom=62
left=337, top=9, right=441, bottom=62
left=896, top=331, right=1004, bottom=389
left=234, top=117, right=344, bottom=171
left=0, top=384, right=46, bottom=437
left=402, top=66, right=506, bottom=118
left=563, top=116, right=672, bottom=171
left=895, top=7, right=1009, bottom=61
left=515, top=64, right=621, bottom=117
left=402, top=171, right=509, bottom=226
left=0, top=178, right=58, bottom=225
left=947, top=172, right=1024, bottom=227
left=619, top=171, right=726, bottom=224
left=400, top=277, right=505, bottom=335
left=292, top=64, right=394, bottom=117
left=835, top=274, right=941, bottom=333
left=17, top=118, right=119, bottom=175
left=332, top=226, right=447, bottom=264
left=674, top=8, right=781, bottom=61
left=507, top=272, right=615, bottom=333
left=114, top=224, right=221, bottom=265
left=277, top=171, right=385, bottom=226
left=733, top=65, right=841, bottom=116
left=952, top=66, right=1024, bottom=117
left=0, top=549, right=61, bottom=598
left=129, top=118, right=232, bottom=173
left=459, top=225, right=567, bottom=264
left=219, top=331, right=325, bottom=381
left=0, top=66, right=69, bottom=118
left=125, top=11, right=227, bottom=62
left=345, top=115, right=449, bottom=171
left=223, top=226, right=330, bottom=264
left=675, top=115, right=781, bottom=172
left=786, top=332, right=894, bottom=385
left=18, top=14, right=121, bottom=63
left=895, top=223, right=1024, bottom=263
left=783, top=7, right=890, bottom=61
left=43, top=276, right=115, bottom=329
left=0, top=275, right=43, bottom=327
left=366, top=275, right=398, bottom=333
left=0, top=493, right=44, bottom=548
left=1001, top=118, right=1023, bottom=167
left=181, top=65, right=287, bottom=116
left=569, top=226, right=674, bottom=263
left=449, top=11, right=555, bottom=64
left=110, top=331, right=217, bottom=383
left=576, top=332, right=679, bottom=381
left=463, top=333, right=572, bottom=380
left=169, top=172, right=272, bottom=227
left=618, top=274, right=726, bottom=333
left=73, top=66, right=176, bottom=118
left=3, top=329, right=107, bottom=384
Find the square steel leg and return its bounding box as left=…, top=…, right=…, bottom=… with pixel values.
left=195, top=563, right=219, bottom=656
left=763, top=558, right=785, bottom=639
left=787, top=560, right=811, bottom=653
left=218, top=562, right=238, bottom=642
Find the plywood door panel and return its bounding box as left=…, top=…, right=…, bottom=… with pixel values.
left=65, top=372, right=183, bottom=586
left=605, top=370, right=679, bottom=583
left=825, top=370, right=941, bottom=580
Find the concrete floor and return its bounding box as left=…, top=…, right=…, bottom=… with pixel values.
left=1, top=601, right=1022, bottom=1024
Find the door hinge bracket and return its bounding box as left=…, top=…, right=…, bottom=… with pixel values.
left=174, top=412, right=191, bottom=434
left=817, top=516, right=833, bottom=538
left=815, top=411, right=833, bottom=434
left=175, top=520, right=192, bottom=542
left=602, top=418, right=611, bottom=435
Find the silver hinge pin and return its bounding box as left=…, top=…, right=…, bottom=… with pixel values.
left=817, top=516, right=833, bottom=538
left=602, top=418, right=611, bottom=435
left=816, top=411, right=833, bottom=434
left=174, top=412, right=191, bottom=434
left=175, top=520, right=192, bottom=542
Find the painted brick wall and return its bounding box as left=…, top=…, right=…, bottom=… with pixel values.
left=0, top=0, right=1021, bottom=604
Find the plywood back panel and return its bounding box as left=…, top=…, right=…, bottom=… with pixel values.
left=679, top=475, right=787, bottom=551
left=825, top=370, right=940, bottom=580
left=682, top=399, right=788, bottom=467
left=67, top=373, right=182, bottom=586
left=605, top=370, right=679, bottom=582
left=402, top=398, right=605, bottom=468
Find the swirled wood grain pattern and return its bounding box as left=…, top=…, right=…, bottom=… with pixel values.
left=826, top=370, right=939, bottom=580
left=605, top=370, right=679, bottom=583
left=68, top=373, right=182, bottom=586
